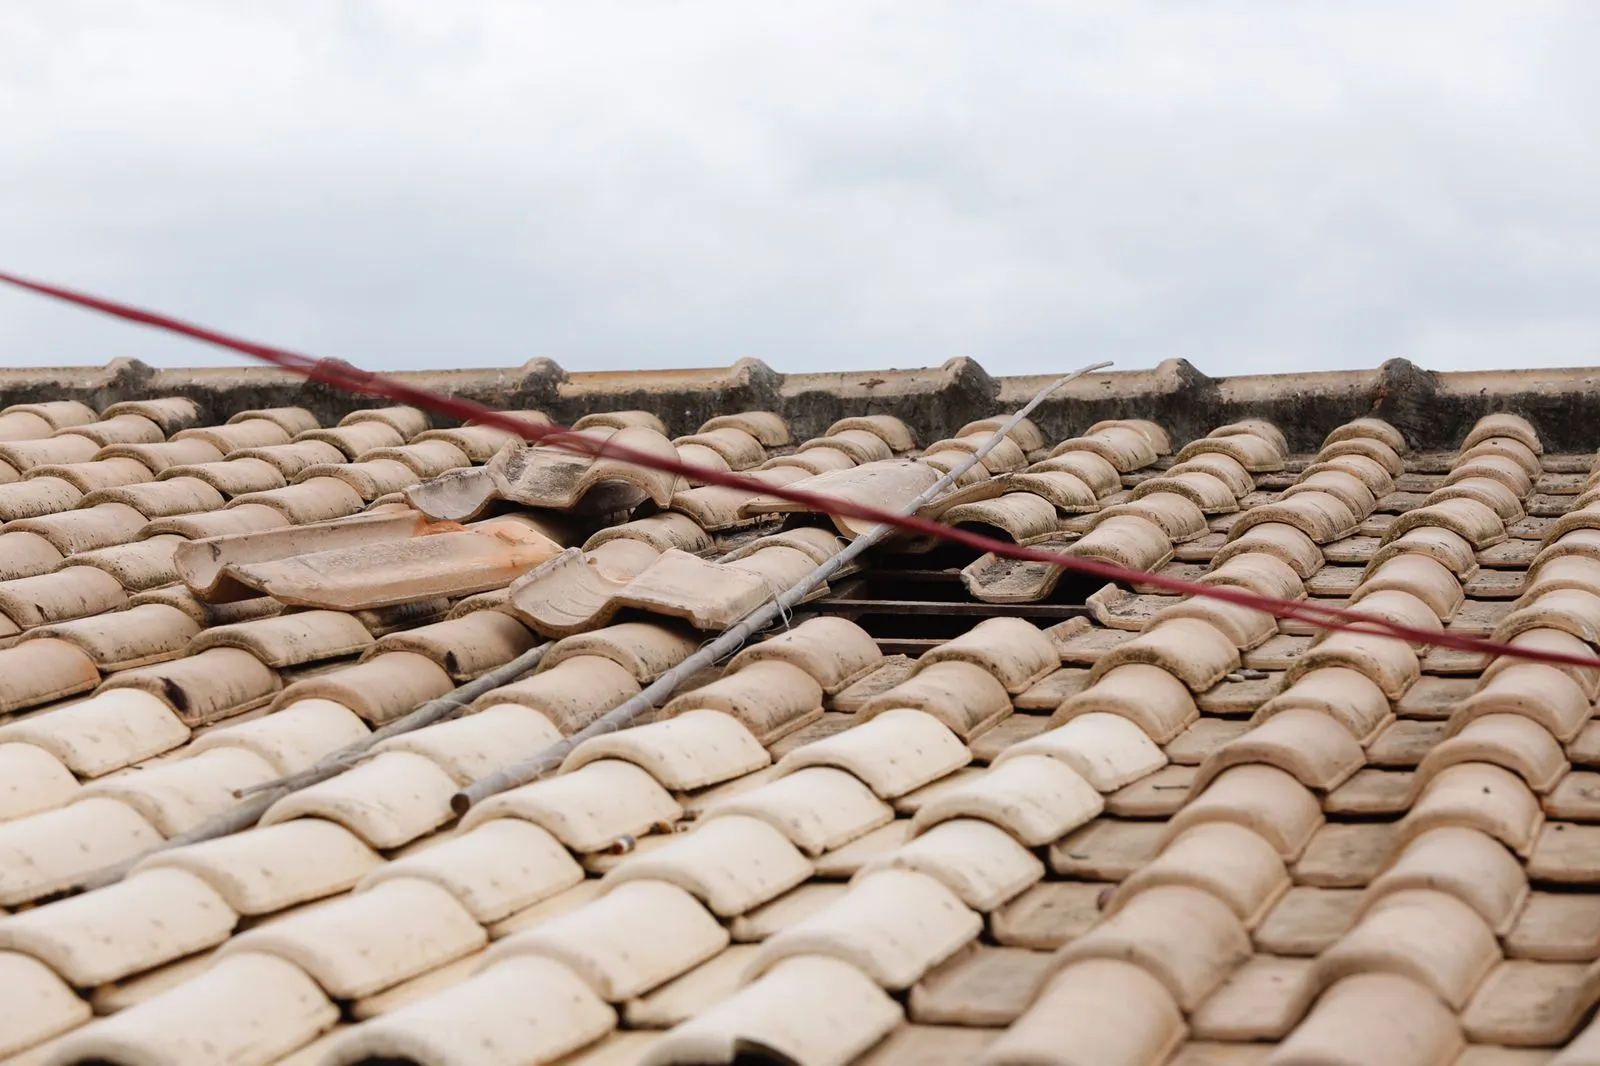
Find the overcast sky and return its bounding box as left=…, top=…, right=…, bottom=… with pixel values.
left=2, top=3, right=1597, bottom=379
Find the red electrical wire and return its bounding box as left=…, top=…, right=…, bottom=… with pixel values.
left=4, top=269, right=1598, bottom=671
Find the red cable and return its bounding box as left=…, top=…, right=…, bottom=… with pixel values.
left=4, top=269, right=1598, bottom=671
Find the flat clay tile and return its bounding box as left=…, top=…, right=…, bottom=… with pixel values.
left=473, top=654, right=639, bottom=735
left=39, top=950, right=338, bottom=1066
left=746, top=867, right=980, bottom=990
left=981, top=957, right=1184, bottom=1066
left=989, top=880, right=1106, bottom=952
left=261, top=750, right=459, bottom=849
left=320, top=954, right=615, bottom=1066
left=489, top=878, right=726, bottom=1001
left=224, top=526, right=559, bottom=613
left=0, top=741, right=80, bottom=822
left=0, top=796, right=163, bottom=906
left=601, top=813, right=813, bottom=917
left=271, top=651, right=453, bottom=724
left=0, top=866, right=236, bottom=987
left=0, top=688, right=189, bottom=777
left=136, top=817, right=380, bottom=915
left=372, top=703, right=562, bottom=785
left=461, top=758, right=683, bottom=853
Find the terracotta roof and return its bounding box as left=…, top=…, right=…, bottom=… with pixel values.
left=0, top=362, right=1595, bottom=1065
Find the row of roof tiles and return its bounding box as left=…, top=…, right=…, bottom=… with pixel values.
left=0, top=396, right=1597, bottom=1064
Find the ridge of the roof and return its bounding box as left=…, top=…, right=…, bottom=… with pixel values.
left=5, top=356, right=1600, bottom=451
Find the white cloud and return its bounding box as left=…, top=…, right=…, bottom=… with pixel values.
left=1, top=1, right=1597, bottom=378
